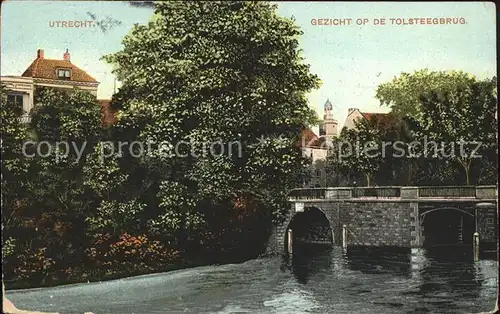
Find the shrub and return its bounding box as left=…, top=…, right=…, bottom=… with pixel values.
left=86, top=232, right=179, bottom=275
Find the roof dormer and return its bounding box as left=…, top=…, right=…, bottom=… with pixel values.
left=56, top=68, right=71, bottom=80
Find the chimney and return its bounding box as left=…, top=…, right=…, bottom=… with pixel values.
left=37, top=49, right=44, bottom=59
left=63, top=49, right=70, bottom=61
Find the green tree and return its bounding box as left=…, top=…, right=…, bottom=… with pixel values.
left=102, top=0, right=320, bottom=246
left=31, top=86, right=102, bottom=143
left=329, top=119, right=384, bottom=187
left=1, top=85, right=30, bottom=267
left=376, top=69, right=477, bottom=118
left=326, top=113, right=411, bottom=187
left=408, top=76, right=497, bottom=185
left=2, top=86, right=105, bottom=285
left=376, top=70, right=497, bottom=185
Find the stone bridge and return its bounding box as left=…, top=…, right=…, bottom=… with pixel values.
left=266, top=186, right=498, bottom=254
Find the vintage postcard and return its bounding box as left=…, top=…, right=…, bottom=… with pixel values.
left=1, top=1, right=498, bottom=313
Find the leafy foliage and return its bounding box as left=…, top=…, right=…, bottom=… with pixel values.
left=102, top=0, right=320, bottom=227
left=333, top=70, right=497, bottom=186
left=376, top=69, right=477, bottom=118
left=406, top=75, right=497, bottom=184
left=85, top=233, right=179, bottom=274
left=328, top=115, right=400, bottom=186
left=2, top=86, right=105, bottom=286
left=2, top=1, right=320, bottom=287
left=31, top=86, right=102, bottom=142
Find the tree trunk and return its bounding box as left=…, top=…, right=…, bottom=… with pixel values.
left=458, top=157, right=472, bottom=185
left=408, top=162, right=413, bottom=185
left=465, top=164, right=470, bottom=185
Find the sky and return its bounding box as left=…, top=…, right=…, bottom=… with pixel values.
left=1, top=1, right=496, bottom=131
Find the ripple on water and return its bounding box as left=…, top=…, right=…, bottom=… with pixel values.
left=264, top=288, right=322, bottom=313
left=5, top=248, right=496, bottom=314
left=208, top=304, right=254, bottom=313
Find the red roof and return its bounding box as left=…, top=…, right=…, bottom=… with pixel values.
left=360, top=112, right=394, bottom=129
left=361, top=112, right=389, bottom=121
left=299, top=128, right=330, bottom=149
left=22, top=58, right=98, bottom=83
left=308, top=136, right=328, bottom=148
left=300, top=128, right=318, bottom=145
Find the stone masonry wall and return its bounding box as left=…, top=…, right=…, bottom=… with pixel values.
left=477, top=206, right=498, bottom=243
left=265, top=197, right=496, bottom=255
left=266, top=201, right=415, bottom=254
left=265, top=202, right=338, bottom=255
left=339, top=201, right=413, bottom=247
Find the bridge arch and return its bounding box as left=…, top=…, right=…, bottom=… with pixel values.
left=284, top=206, right=335, bottom=254
left=420, top=206, right=475, bottom=247
left=420, top=207, right=474, bottom=220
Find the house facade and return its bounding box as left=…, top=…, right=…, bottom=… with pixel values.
left=1, top=49, right=99, bottom=122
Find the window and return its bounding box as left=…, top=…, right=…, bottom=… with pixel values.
left=57, top=69, right=71, bottom=80
left=7, top=94, right=24, bottom=109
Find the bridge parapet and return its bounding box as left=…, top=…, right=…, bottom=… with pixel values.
left=288, top=188, right=326, bottom=200
left=325, top=187, right=351, bottom=199
left=288, top=185, right=497, bottom=201
left=400, top=187, right=419, bottom=199
left=476, top=185, right=498, bottom=200
left=419, top=186, right=476, bottom=198
left=352, top=187, right=400, bottom=198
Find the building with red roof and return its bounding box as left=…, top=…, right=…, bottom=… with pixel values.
left=342, top=108, right=392, bottom=131
left=21, top=49, right=99, bottom=88
left=1, top=48, right=112, bottom=124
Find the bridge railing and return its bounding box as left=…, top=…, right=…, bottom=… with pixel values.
left=418, top=186, right=476, bottom=198
left=351, top=187, right=401, bottom=198
left=288, top=188, right=326, bottom=200
left=288, top=186, right=496, bottom=201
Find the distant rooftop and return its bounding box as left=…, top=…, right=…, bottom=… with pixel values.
left=21, top=49, right=98, bottom=84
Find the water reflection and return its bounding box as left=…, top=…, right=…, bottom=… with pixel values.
left=416, top=246, right=486, bottom=301
left=282, top=245, right=497, bottom=313
left=282, top=244, right=333, bottom=284
left=344, top=247, right=411, bottom=277
left=6, top=245, right=496, bottom=314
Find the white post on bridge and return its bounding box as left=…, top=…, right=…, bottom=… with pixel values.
left=473, top=232, right=480, bottom=262
left=287, top=229, right=293, bottom=254
left=342, top=224, right=347, bottom=251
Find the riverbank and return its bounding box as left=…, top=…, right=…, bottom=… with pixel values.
left=3, top=280, right=61, bottom=314
left=3, top=249, right=268, bottom=291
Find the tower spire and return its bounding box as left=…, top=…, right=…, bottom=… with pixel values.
left=322, top=98, right=337, bottom=138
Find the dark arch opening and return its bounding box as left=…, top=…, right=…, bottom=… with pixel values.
left=421, top=208, right=475, bottom=248
left=285, top=207, right=333, bottom=254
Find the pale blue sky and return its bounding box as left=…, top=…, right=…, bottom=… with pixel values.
left=1, top=1, right=496, bottom=129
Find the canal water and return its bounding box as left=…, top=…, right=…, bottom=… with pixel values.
left=6, top=246, right=497, bottom=313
